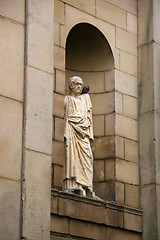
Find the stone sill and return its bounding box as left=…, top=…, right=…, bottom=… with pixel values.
left=51, top=189, right=142, bottom=233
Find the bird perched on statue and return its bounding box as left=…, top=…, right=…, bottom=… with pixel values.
left=81, top=86, right=90, bottom=94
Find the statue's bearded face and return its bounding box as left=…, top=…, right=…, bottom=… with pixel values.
left=70, top=79, right=83, bottom=94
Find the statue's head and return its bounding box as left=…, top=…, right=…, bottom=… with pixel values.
left=69, top=76, right=84, bottom=94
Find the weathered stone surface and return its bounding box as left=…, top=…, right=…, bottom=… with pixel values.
left=54, top=45, right=65, bottom=71
left=54, top=0, right=65, bottom=24
left=105, top=113, right=115, bottom=136
left=153, top=0, right=160, bottom=44
left=120, top=50, right=137, bottom=76
left=50, top=236, right=70, bottom=240
left=25, top=67, right=53, bottom=154
left=94, top=160, right=105, bottom=181
left=68, top=71, right=105, bottom=94
left=86, top=72, right=104, bottom=93
left=70, top=219, right=105, bottom=240
left=96, top=0, right=126, bottom=29
left=54, top=165, right=63, bottom=188
left=140, top=153, right=156, bottom=185
left=105, top=208, right=123, bottom=228
left=65, top=70, right=73, bottom=92
left=127, top=12, right=137, bottom=35
left=154, top=43, right=160, bottom=113
left=115, top=181, right=124, bottom=205
left=92, top=137, right=114, bottom=159
left=51, top=195, right=58, bottom=214
left=27, top=0, right=54, bottom=73
left=53, top=70, right=56, bottom=92
left=93, top=115, right=105, bottom=137
left=0, top=0, right=25, bottom=23
left=56, top=70, right=65, bottom=94
left=50, top=215, right=68, bottom=234
left=52, top=117, right=55, bottom=139
left=138, top=0, right=153, bottom=45
left=140, top=112, right=156, bottom=185
left=125, top=139, right=138, bottom=163
left=107, top=227, right=141, bottom=240
left=115, top=114, right=138, bottom=141
left=115, top=70, right=137, bottom=97
left=123, top=95, right=137, bottom=119
left=22, top=149, right=51, bottom=240
left=52, top=140, right=64, bottom=166
left=125, top=184, right=139, bottom=208
left=62, top=5, right=119, bottom=68
left=54, top=22, right=60, bottom=46
left=59, top=197, right=105, bottom=224
left=140, top=112, right=154, bottom=155
left=61, top=0, right=96, bottom=16
left=139, top=43, right=154, bottom=114
left=0, top=19, right=24, bottom=101
left=0, top=178, right=21, bottom=240
left=65, top=25, right=114, bottom=72
left=94, top=181, right=115, bottom=201
left=105, top=0, right=137, bottom=15
left=141, top=185, right=157, bottom=240
left=90, top=92, right=114, bottom=115
left=155, top=113, right=160, bottom=184
left=55, top=117, right=65, bottom=142
left=53, top=92, right=64, bottom=118
left=124, top=212, right=142, bottom=232
left=105, top=69, right=115, bottom=92
left=116, top=28, right=137, bottom=56
left=105, top=159, right=115, bottom=180
left=115, top=136, right=124, bottom=159
left=66, top=70, right=105, bottom=93
left=0, top=96, right=23, bottom=180
left=156, top=185, right=160, bottom=239
left=116, top=159, right=139, bottom=184
left=115, top=92, right=123, bottom=114
left=51, top=190, right=142, bottom=239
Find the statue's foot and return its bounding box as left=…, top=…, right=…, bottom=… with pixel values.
left=79, top=187, right=86, bottom=197
left=63, top=187, right=86, bottom=197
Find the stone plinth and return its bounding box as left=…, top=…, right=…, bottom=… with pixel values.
left=51, top=190, right=142, bottom=240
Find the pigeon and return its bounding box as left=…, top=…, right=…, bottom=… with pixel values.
left=81, top=86, right=90, bottom=94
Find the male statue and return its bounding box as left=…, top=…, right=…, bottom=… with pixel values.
left=63, top=76, right=94, bottom=197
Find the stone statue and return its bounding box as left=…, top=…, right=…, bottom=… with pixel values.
left=63, top=76, right=94, bottom=197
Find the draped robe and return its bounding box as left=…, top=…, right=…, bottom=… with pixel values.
left=63, top=94, right=94, bottom=191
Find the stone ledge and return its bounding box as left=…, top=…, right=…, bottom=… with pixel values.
left=51, top=189, right=142, bottom=233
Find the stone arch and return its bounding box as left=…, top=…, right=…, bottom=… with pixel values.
left=62, top=18, right=119, bottom=67
left=65, top=23, right=115, bottom=200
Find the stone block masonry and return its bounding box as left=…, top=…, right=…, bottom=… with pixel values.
left=139, top=0, right=160, bottom=239
left=53, top=0, right=139, bottom=210
left=50, top=190, right=142, bottom=240
left=0, top=0, right=142, bottom=240
left=22, top=1, right=54, bottom=240
left=0, top=1, right=25, bottom=239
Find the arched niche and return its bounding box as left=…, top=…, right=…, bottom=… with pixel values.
left=66, top=23, right=114, bottom=72
left=65, top=23, right=115, bottom=200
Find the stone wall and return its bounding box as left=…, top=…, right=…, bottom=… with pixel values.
left=53, top=0, right=139, bottom=208
left=0, top=1, right=147, bottom=240
left=138, top=0, right=160, bottom=239
left=50, top=190, right=142, bottom=240
left=0, top=1, right=24, bottom=239
left=0, top=1, right=54, bottom=240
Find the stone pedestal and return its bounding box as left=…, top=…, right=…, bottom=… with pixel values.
left=51, top=190, right=142, bottom=240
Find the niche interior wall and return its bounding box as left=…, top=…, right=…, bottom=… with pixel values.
left=65, top=23, right=115, bottom=200
left=53, top=0, right=139, bottom=206
left=51, top=1, right=142, bottom=239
